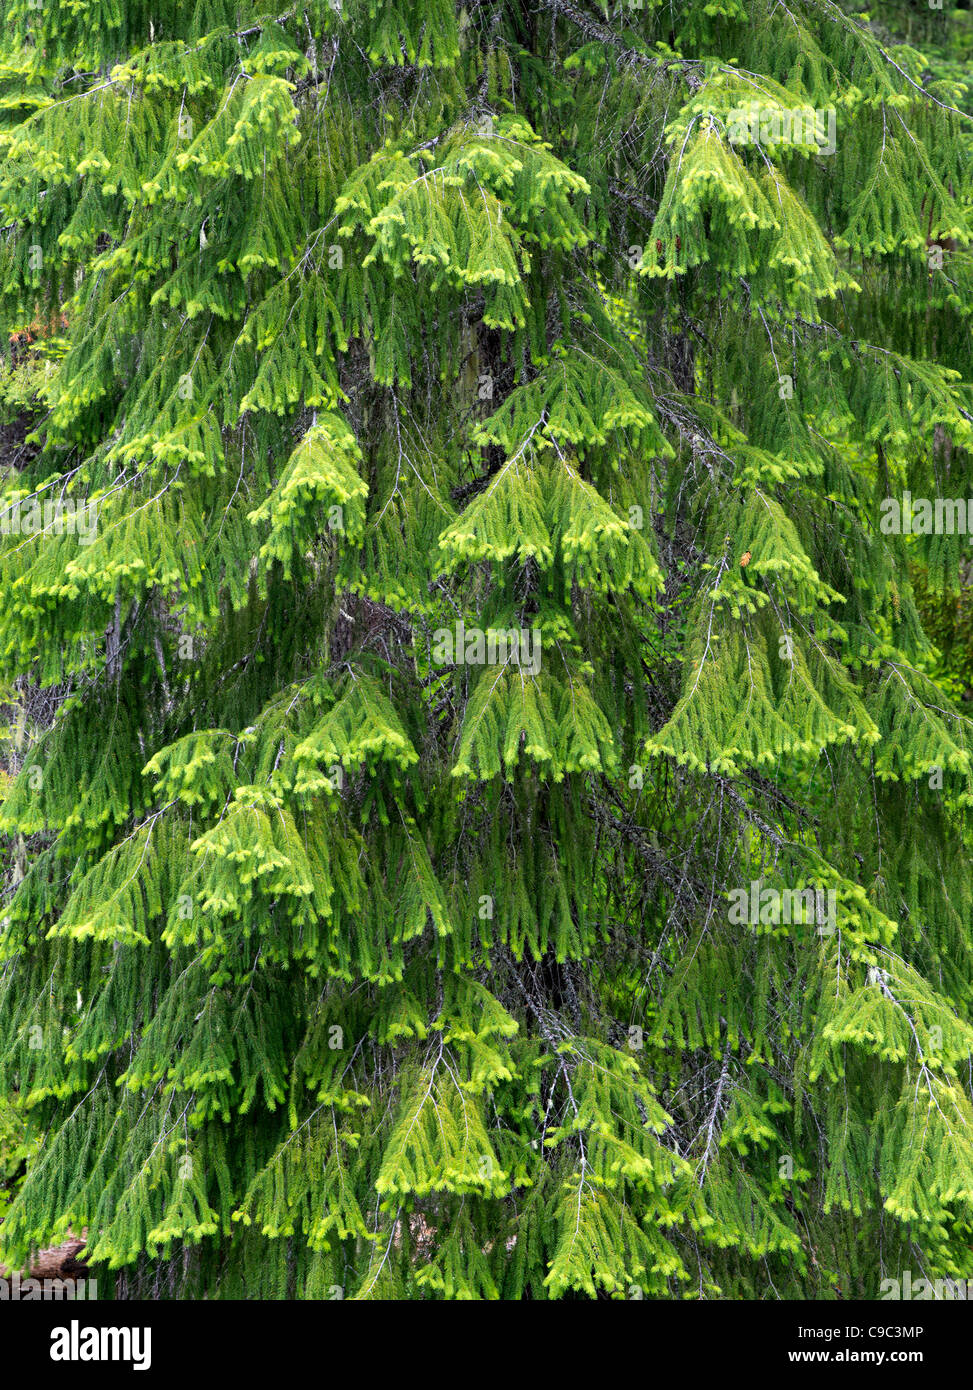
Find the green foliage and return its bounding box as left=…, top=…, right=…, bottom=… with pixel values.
left=0, top=0, right=972, bottom=1302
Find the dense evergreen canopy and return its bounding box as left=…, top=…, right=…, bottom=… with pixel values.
left=0, top=0, right=972, bottom=1299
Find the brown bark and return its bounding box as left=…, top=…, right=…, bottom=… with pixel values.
left=0, top=1236, right=88, bottom=1286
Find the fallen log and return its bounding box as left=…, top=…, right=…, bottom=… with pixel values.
left=0, top=1236, right=88, bottom=1293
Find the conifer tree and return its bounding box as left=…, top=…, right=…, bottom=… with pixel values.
left=0, top=0, right=972, bottom=1300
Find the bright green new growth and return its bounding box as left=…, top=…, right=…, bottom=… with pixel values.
left=0, top=0, right=972, bottom=1299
